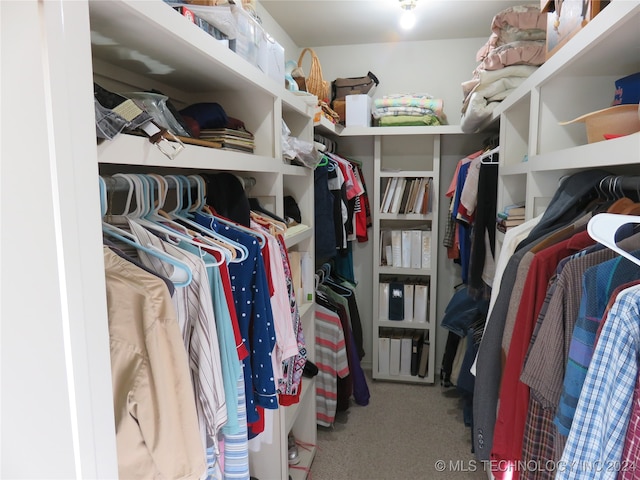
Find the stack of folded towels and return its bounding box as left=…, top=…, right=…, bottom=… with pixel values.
left=372, top=93, right=448, bottom=126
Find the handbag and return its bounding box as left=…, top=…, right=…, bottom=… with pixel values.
left=332, top=72, right=379, bottom=102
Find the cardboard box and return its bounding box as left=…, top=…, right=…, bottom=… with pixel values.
left=346, top=94, right=372, bottom=127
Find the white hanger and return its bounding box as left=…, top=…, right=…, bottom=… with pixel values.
left=101, top=175, right=194, bottom=286
left=168, top=175, right=249, bottom=263
left=479, top=145, right=500, bottom=164
left=587, top=213, right=640, bottom=267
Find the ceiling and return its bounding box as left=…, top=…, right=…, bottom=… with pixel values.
left=259, top=0, right=534, bottom=47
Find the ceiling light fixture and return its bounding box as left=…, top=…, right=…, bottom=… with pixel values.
left=399, top=0, right=417, bottom=30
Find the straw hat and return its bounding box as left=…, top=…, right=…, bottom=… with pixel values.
left=560, top=103, right=640, bottom=143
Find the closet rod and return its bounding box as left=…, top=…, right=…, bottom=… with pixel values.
left=102, top=175, right=197, bottom=193
left=103, top=174, right=258, bottom=192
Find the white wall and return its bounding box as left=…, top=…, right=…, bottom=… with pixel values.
left=310, top=38, right=485, bottom=126
left=255, top=2, right=301, bottom=64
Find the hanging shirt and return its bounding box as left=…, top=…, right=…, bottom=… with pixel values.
left=490, top=230, right=595, bottom=480
left=315, top=303, right=350, bottom=427
left=128, top=221, right=228, bottom=452
left=250, top=220, right=298, bottom=390
left=194, top=212, right=278, bottom=423
left=180, top=242, right=242, bottom=436
left=103, top=248, right=206, bottom=479
left=557, top=285, right=640, bottom=480
left=555, top=252, right=640, bottom=437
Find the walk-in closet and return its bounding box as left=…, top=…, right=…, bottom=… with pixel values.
left=2, top=1, right=639, bottom=479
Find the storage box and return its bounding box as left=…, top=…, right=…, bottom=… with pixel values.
left=346, top=94, right=372, bottom=127
left=258, top=36, right=285, bottom=86
left=613, top=72, right=640, bottom=106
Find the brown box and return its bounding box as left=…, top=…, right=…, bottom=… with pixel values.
left=332, top=100, right=346, bottom=124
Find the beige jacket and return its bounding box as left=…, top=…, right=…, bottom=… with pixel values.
left=104, top=248, right=206, bottom=479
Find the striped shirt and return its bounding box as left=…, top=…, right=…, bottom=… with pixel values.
left=315, top=305, right=349, bottom=427
left=128, top=221, right=227, bottom=450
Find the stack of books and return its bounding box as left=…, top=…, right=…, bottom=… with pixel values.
left=379, top=228, right=432, bottom=270
left=380, top=177, right=432, bottom=215
left=198, top=128, right=255, bottom=153
left=496, top=204, right=525, bottom=233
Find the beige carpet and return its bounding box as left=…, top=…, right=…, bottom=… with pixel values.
left=308, top=370, right=487, bottom=480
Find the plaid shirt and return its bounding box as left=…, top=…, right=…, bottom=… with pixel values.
left=557, top=286, right=640, bottom=479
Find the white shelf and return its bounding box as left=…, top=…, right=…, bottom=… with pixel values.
left=89, top=2, right=318, bottom=480
left=379, top=213, right=434, bottom=221
left=340, top=124, right=464, bottom=136
left=495, top=1, right=640, bottom=238
left=379, top=170, right=436, bottom=178
left=284, top=226, right=314, bottom=248
left=378, top=266, right=433, bottom=276
left=378, top=320, right=431, bottom=330
left=97, top=134, right=282, bottom=172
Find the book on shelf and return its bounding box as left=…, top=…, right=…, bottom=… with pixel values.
left=379, top=282, right=389, bottom=320
left=401, top=230, right=412, bottom=268
left=388, top=282, right=405, bottom=320
left=378, top=329, right=391, bottom=375
left=403, top=284, right=414, bottom=321
left=497, top=218, right=525, bottom=228
left=381, top=177, right=398, bottom=213
left=411, top=178, right=426, bottom=214
left=380, top=230, right=392, bottom=266
left=389, top=330, right=402, bottom=376
left=417, top=336, right=430, bottom=378
left=414, top=284, right=428, bottom=323
left=380, top=177, right=392, bottom=213
left=497, top=211, right=525, bottom=221
left=391, top=230, right=402, bottom=267
left=421, top=230, right=432, bottom=269
left=410, top=230, right=422, bottom=269
left=399, top=179, right=413, bottom=214
left=400, top=331, right=413, bottom=376
left=389, top=178, right=406, bottom=214
left=410, top=331, right=424, bottom=376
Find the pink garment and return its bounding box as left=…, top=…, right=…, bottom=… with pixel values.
left=478, top=41, right=546, bottom=71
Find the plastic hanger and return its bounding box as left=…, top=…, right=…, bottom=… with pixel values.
left=166, top=175, right=246, bottom=262
left=587, top=213, right=640, bottom=267
left=102, top=227, right=194, bottom=287
left=101, top=175, right=194, bottom=286
left=479, top=145, right=500, bottom=164
left=123, top=174, right=224, bottom=267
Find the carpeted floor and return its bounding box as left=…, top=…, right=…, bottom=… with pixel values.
left=308, top=370, right=487, bottom=480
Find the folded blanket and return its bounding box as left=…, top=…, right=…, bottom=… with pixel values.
left=372, top=106, right=436, bottom=118
left=378, top=114, right=442, bottom=127
left=462, top=64, right=538, bottom=100
left=373, top=96, right=445, bottom=120
left=478, top=40, right=547, bottom=71
left=477, top=4, right=547, bottom=61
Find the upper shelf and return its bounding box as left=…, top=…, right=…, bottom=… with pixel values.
left=492, top=1, right=640, bottom=120
left=88, top=0, right=309, bottom=113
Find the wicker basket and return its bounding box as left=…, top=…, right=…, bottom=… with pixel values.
left=297, top=48, right=329, bottom=102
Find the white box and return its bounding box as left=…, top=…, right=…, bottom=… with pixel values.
left=346, top=94, right=372, bottom=127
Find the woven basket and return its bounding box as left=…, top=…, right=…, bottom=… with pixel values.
left=297, top=48, right=329, bottom=102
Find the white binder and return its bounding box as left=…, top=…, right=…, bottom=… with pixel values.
left=379, top=282, right=389, bottom=320
left=403, top=283, right=414, bottom=321
left=414, top=284, right=428, bottom=323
